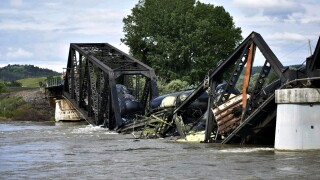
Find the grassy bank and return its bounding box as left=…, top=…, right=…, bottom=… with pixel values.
left=0, top=96, right=28, bottom=119
left=1, top=76, right=45, bottom=94
left=17, top=77, right=47, bottom=88
left=0, top=90, right=55, bottom=121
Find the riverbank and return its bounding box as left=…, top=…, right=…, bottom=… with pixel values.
left=0, top=88, right=55, bottom=121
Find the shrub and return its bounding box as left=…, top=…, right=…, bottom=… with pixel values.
left=0, top=96, right=26, bottom=118
left=157, top=78, right=195, bottom=94
left=0, top=81, right=7, bottom=94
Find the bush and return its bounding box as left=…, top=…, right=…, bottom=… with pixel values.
left=12, top=105, right=47, bottom=121
left=166, top=79, right=190, bottom=92
left=0, top=81, right=7, bottom=94
left=157, top=78, right=195, bottom=94
left=0, top=96, right=52, bottom=121
left=0, top=96, right=26, bottom=118
left=5, top=81, right=22, bottom=87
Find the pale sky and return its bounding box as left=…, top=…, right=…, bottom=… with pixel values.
left=0, top=0, right=319, bottom=72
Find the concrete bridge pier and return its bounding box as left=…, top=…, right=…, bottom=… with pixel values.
left=55, top=99, right=82, bottom=121
left=275, top=88, right=320, bottom=150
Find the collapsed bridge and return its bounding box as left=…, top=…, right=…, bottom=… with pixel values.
left=48, top=31, right=320, bottom=146
left=118, top=32, right=320, bottom=145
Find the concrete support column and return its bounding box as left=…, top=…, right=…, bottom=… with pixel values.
left=55, top=99, right=81, bottom=121
left=275, top=88, right=320, bottom=150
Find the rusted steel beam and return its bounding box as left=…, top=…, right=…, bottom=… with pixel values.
left=241, top=41, right=255, bottom=122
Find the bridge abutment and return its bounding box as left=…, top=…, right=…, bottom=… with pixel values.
left=275, top=88, right=320, bottom=150
left=55, top=99, right=82, bottom=121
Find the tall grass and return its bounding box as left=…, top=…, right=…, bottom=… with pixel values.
left=0, top=96, right=29, bottom=118
left=17, top=77, right=47, bottom=88
left=0, top=96, right=51, bottom=121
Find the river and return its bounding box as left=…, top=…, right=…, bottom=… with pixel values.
left=1, top=121, right=320, bottom=179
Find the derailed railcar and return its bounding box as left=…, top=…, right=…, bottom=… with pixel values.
left=118, top=82, right=240, bottom=139
left=119, top=32, right=320, bottom=146
left=118, top=89, right=209, bottom=137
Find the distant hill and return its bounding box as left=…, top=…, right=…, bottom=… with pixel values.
left=0, top=64, right=60, bottom=81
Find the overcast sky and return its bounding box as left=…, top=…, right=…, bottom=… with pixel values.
left=0, top=0, right=319, bottom=72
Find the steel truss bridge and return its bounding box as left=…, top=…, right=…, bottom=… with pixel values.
left=63, top=43, right=158, bottom=129
left=46, top=31, right=320, bottom=145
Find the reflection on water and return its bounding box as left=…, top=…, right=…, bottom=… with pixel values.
left=1, top=121, right=320, bottom=179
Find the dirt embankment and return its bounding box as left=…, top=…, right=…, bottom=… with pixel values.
left=11, top=89, right=46, bottom=104
left=4, top=89, right=55, bottom=121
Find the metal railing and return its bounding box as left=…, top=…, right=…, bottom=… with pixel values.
left=45, top=77, right=63, bottom=88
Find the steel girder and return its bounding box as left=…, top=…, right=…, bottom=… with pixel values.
left=64, top=43, right=158, bottom=129
left=306, top=37, right=320, bottom=78
left=172, top=32, right=300, bottom=143
left=205, top=32, right=320, bottom=144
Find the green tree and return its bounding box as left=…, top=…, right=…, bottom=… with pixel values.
left=122, top=0, right=242, bottom=84
left=157, top=78, right=194, bottom=94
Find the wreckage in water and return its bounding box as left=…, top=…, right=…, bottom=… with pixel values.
left=119, top=32, right=320, bottom=146
left=54, top=31, right=320, bottom=147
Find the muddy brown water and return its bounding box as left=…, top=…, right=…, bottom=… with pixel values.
left=1, top=121, right=320, bottom=179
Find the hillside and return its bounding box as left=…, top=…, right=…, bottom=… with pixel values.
left=0, top=64, right=60, bottom=81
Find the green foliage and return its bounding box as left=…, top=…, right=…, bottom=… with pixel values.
left=157, top=78, right=194, bottom=94
left=4, top=81, right=22, bottom=87
left=267, top=70, right=279, bottom=84
left=0, top=81, right=7, bottom=94
left=0, top=96, right=27, bottom=118
left=236, top=73, right=267, bottom=92
left=0, top=64, right=60, bottom=82
left=236, top=69, right=280, bottom=92
left=156, top=77, right=168, bottom=94
left=0, top=95, right=52, bottom=121
left=18, top=77, right=48, bottom=88
left=166, top=79, right=190, bottom=92
left=122, top=0, right=242, bottom=84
